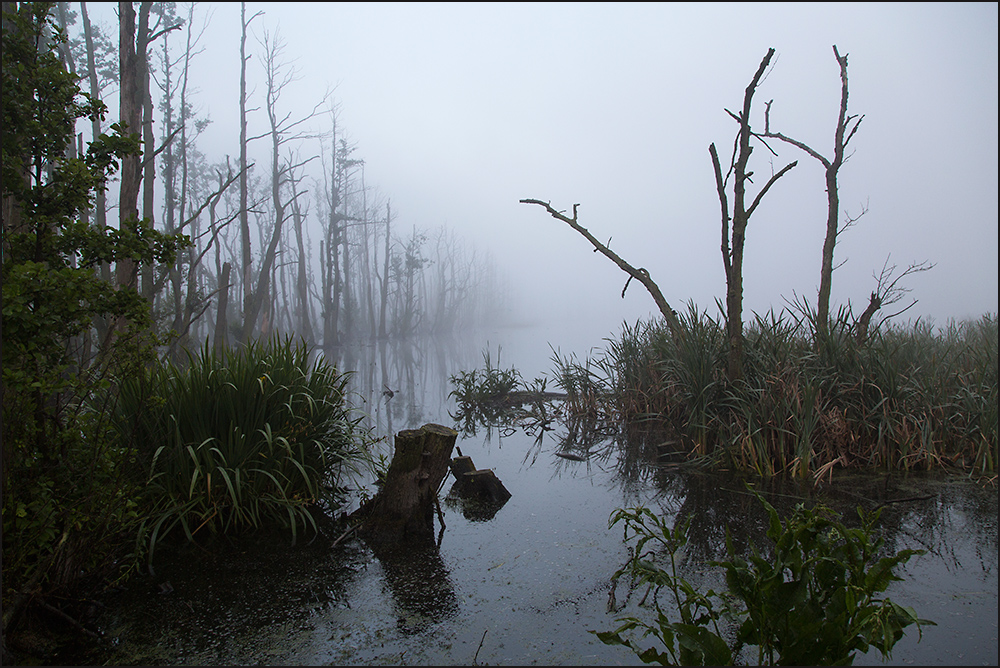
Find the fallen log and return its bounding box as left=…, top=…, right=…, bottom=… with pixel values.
left=350, top=423, right=458, bottom=545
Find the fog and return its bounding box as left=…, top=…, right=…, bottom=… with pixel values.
left=85, top=2, right=998, bottom=340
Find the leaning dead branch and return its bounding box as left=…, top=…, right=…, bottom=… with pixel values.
left=518, top=199, right=683, bottom=339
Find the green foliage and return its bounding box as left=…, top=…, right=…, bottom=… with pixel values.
left=448, top=345, right=527, bottom=434
left=594, top=488, right=931, bottom=665
left=449, top=345, right=522, bottom=404
left=1, top=1, right=186, bottom=605
left=111, top=337, right=369, bottom=563
left=594, top=509, right=733, bottom=666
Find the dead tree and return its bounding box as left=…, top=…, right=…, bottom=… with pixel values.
left=854, top=256, right=934, bottom=343
left=240, top=27, right=328, bottom=341
left=709, top=47, right=797, bottom=382
left=518, top=199, right=683, bottom=340
left=762, top=45, right=865, bottom=344
left=237, top=2, right=261, bottom=339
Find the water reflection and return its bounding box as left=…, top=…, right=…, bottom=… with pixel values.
left=326, top=334, right=480, bottom=445
left=364, top=538, right=459, bottom=635
left=79, top=331, right=995, bottom=666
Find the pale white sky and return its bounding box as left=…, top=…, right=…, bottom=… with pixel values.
left=85, top=2, right=999, bottom=331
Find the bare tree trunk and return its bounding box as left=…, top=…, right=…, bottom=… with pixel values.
left=360, top=167, right=377, bottom=338
left=762, top=45, right=864, bottom=344
left=378, top=201, right=392, bottom=339
left=708, top=48, right=796, bottom=382
left=238, top=3, right=261, bottom=338
left=116, top=0, right=144, bottom=292
left=79, top=2, right=114, bottom=346
left=139, top=5, right=155, bottom=301
left=214, top=261, right=232, bottom=351
left=291, top=177, right=315, bottom=344
left=241, top=29, right=324, bottom=341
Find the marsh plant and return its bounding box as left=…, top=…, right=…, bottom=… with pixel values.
left=553, top=304, right=997, bottom=477
left=595, top=489, right=930, bottom=665
left=112, top=337, right=370, bottom=562
left=449, top=345, right=523, bottom=404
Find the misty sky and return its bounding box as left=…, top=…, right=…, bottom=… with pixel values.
left=88, top=2, right=999, bottom=334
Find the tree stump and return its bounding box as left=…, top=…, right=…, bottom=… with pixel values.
left=450, top=456, right=512, bottom=505
left=351, top=423, right=457, bottom=545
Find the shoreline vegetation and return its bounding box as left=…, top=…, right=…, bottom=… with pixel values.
left=445, top=310, right=995, bottom=664
left=451, top=306, right=998, bottom=483
left=3, top=3, right=994, bottom=663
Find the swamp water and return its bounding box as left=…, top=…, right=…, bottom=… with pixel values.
left=73, top=326, right=996, bottom=665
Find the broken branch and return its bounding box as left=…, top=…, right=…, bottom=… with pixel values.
left=519, top=198, right=682, bottom=339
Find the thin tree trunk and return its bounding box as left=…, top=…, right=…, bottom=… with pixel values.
left=378, top=201, right=391, bottom=339
left=139, top=2, right=155, bottom=301
left=708, top=48, right=796, bottom=383
left=116, top=0, right=142, bottom=292
left=291, top=179, right=315, bottom=344
left=238, top=3, right=257, bottom=337
left=762, top=46, right=863, bottom=344
left=79, top=1, right=113, bottom=345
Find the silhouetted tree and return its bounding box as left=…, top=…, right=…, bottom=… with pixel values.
left=761, top=45, right=864, bottom=345
left=709, top=48, right=797, bottom=382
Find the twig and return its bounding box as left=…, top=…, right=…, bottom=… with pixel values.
left=40, top=601, right=101, bottom=639
left=875, top=494, right=935, bottom=510
left=330, top=523, right=357, bottom=548
left=435, top=493, right=446, bottom=531
left=473, top=628, right=488, bottom=665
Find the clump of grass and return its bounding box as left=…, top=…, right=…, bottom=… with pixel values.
left=558, top=307, right=997, bottom=478
left=448, top=344, right=522, bottom=405
left=549, top=346, right=614, bottom=418
left=113, top=336, right=369, bottom=562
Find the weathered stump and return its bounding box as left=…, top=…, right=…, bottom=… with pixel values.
left=450, top=455, right=512, bottom=504
left=351, top=423, right=457, bottom=545
left=446, top=453, right=512, bottom=521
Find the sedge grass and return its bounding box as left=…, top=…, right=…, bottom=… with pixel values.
left=113, top=336, right=368, bottom=562
left=557, top=308, right=997, bottom=479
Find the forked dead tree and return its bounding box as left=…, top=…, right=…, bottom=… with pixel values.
left=709, top=47, right=797, bottom=382
left=762, top=45, right=865, bottom=344
left=518, top=199, right=683, bottom=340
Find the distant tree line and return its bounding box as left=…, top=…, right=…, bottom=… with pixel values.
left=48, top=0, right=509, bottom=364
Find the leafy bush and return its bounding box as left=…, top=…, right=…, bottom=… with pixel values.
left=594, top=488, right=931, bottom=665
left=2, top=1, right=184, bottom=624
left=112, top=337, right=369, bottom=562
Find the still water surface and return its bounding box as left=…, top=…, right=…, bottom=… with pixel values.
left=88, top=326, right=996, bottom=665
